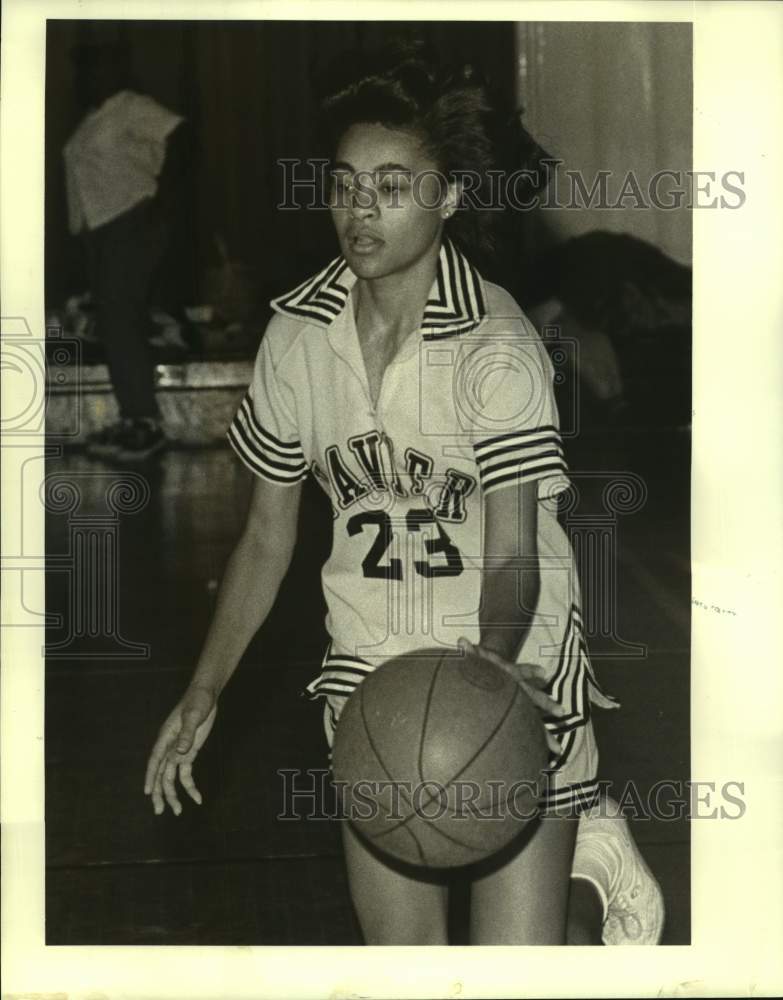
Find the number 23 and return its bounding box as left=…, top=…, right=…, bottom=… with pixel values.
left=346, top=508, right=463, bottom=580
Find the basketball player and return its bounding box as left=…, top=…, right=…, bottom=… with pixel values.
left=145, top=43, right=663, bottom=946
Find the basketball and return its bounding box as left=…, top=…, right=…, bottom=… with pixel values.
left=331, top=647, right=550, bottom=868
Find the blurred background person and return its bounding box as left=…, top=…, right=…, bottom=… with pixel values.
left=63, top=39, right=193, bottom=461
left=525, top=230, right=691, bottom=430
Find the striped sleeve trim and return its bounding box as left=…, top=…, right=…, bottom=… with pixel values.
left=473, top=426, right=568, bottom=496
left=227, top=391, right=308, bottom=484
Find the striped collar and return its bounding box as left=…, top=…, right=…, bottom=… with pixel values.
left=270, top=239, right=486, bottom=340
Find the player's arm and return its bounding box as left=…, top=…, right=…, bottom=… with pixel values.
left=459, top=479, right=559, bottom=726
left=144, top=474, right=302, bottom=814
left=478, top=479, right=540, bottom=663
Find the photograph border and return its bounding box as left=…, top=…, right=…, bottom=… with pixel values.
left=3, top=1, right=782, bottom=997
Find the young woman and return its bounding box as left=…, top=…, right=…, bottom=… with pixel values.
left=144, top=43, right=663, bottom=946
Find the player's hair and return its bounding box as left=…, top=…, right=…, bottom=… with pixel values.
left=316, top=39, right=551, bottom=258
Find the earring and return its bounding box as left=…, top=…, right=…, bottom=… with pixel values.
left=443, top=207, right=453, bottom=219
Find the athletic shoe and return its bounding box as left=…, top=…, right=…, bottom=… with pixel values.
left=114, top=418, right=167, bottom=462
left=572, top=795, right=665, bottom=945
left=85, top=420, right=128, bottom=458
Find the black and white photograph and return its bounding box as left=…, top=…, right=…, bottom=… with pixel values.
left=3, top=1, right=783, bottom=997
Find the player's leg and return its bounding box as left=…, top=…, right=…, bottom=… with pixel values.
left=469, top=815, right=577, bottom=944
left=341, top=821, right=449, bottom=945
left=93, top=204, right=161, bottom=422
left=327, top=697, right=449, bottom=946
left=566, top=876, right=604, bottom=944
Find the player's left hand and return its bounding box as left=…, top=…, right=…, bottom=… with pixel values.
left=457, top=637, right=563, bottom=754
left=144, top=684, right=217, bottom=816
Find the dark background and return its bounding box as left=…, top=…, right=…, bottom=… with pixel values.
left=46, top=19, right=517, bottom=315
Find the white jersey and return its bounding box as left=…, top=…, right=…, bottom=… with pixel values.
left=228, top=239, right=616, bottom=813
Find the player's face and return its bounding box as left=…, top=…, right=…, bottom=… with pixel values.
left=329, top=123, right=452, bottom=281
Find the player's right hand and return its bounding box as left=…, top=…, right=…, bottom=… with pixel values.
left=143, top=685, right=217, bottom=817
left=457, top=638, right=564, bottom=755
